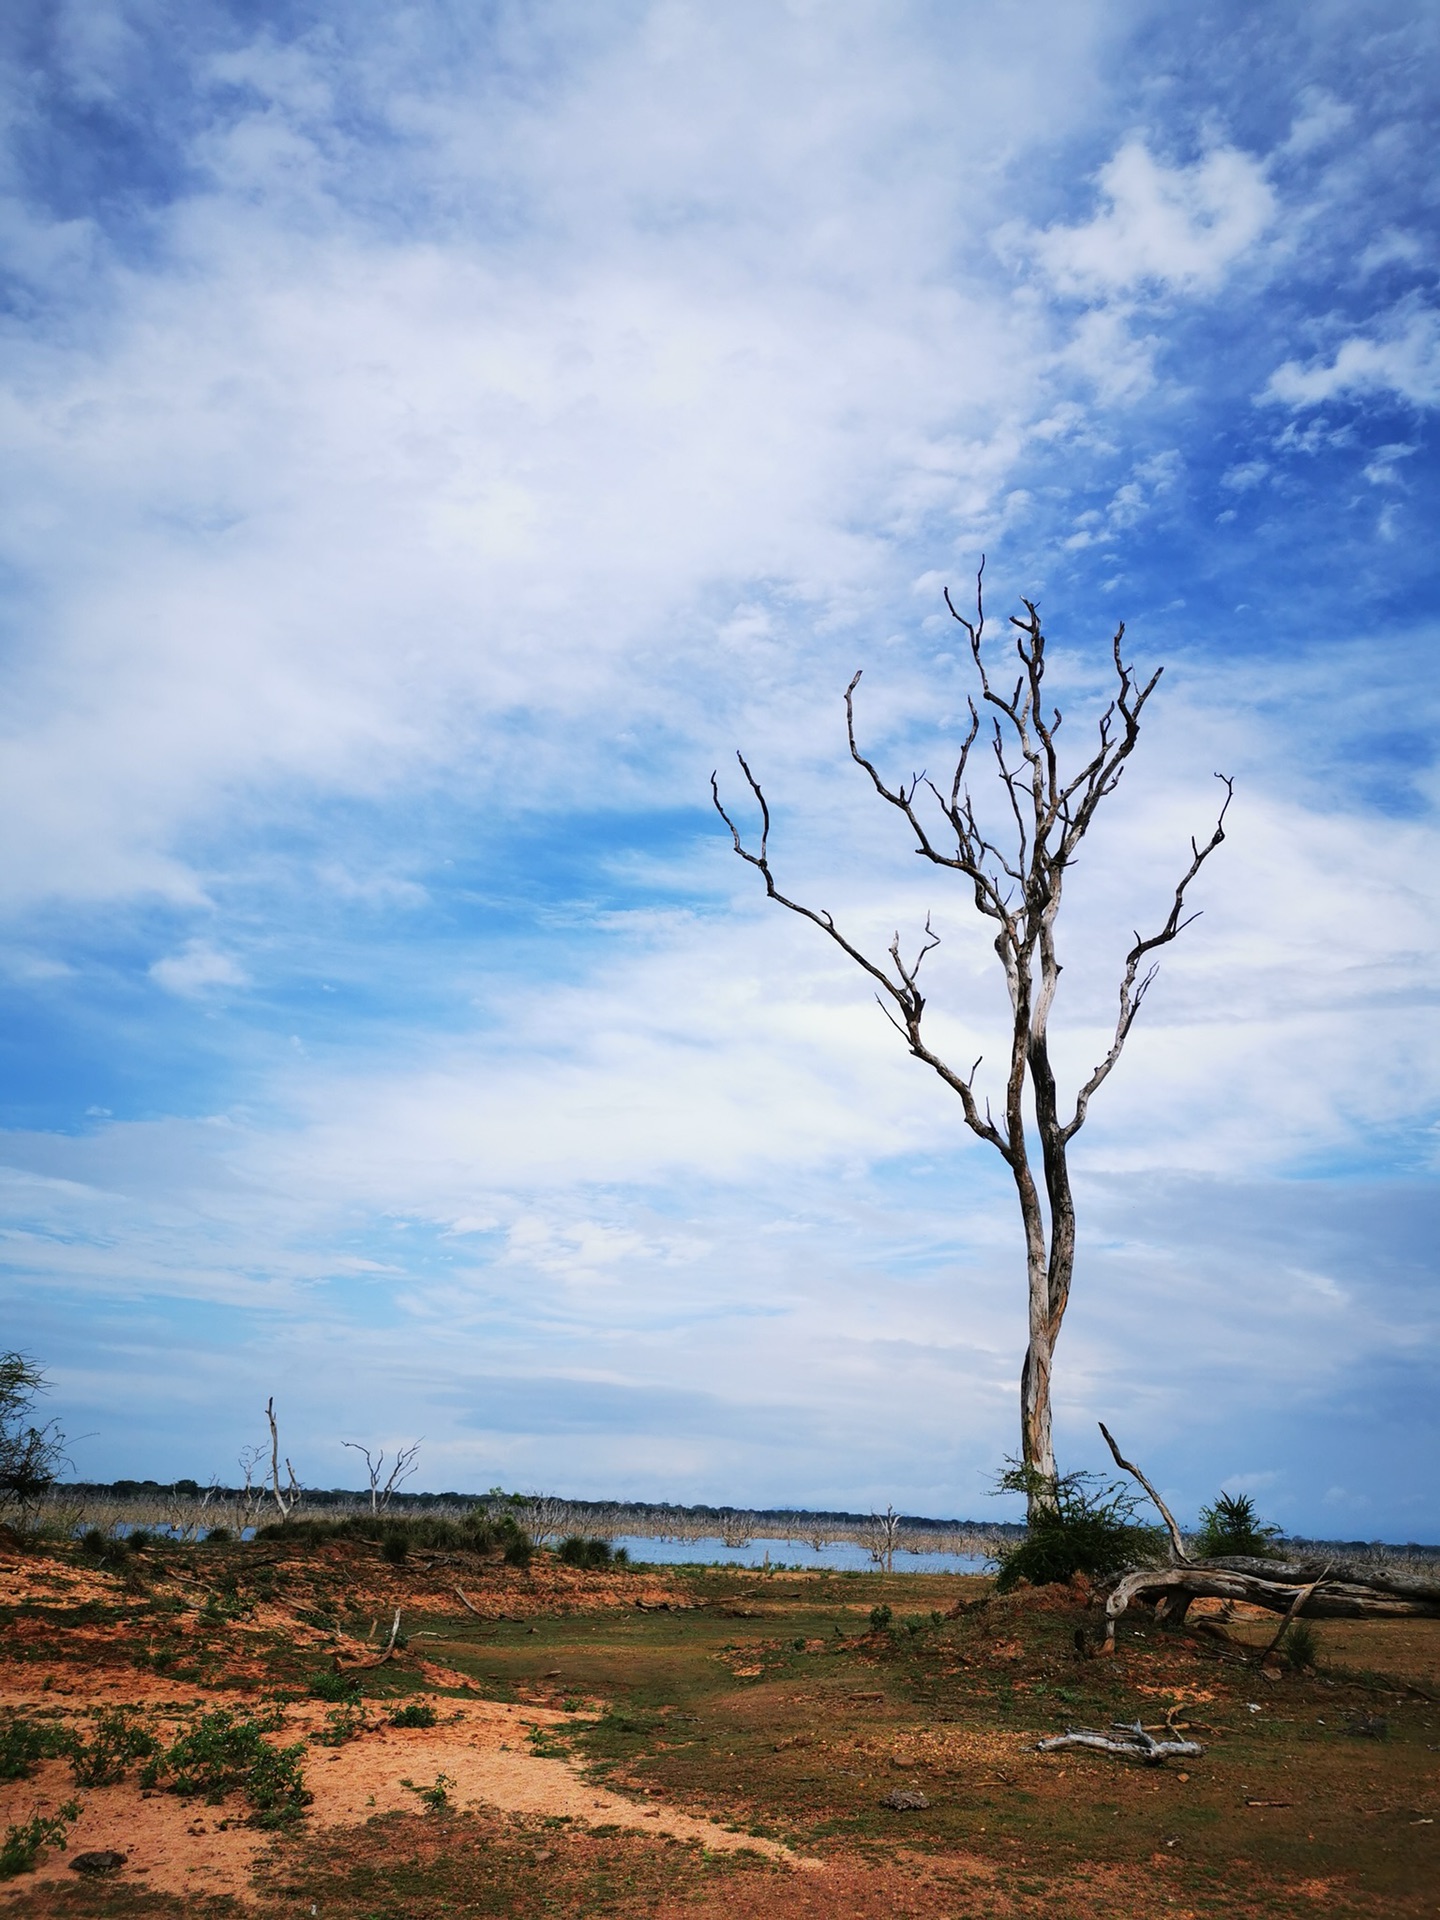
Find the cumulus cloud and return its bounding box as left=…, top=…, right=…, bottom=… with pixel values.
left=1265, top=302, right=1440, bottom=409
left=1031, top=140, right=1275, bottom=297
left=149, top=941, right=250, bottom=997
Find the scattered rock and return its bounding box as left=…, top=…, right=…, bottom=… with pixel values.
left=881, top=1788, right=929, bottom=1811
left=70, top=1852, right=127, bottom=1877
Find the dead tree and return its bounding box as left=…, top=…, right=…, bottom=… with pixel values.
left=265, top=1396, right=301, bottom=1520
left=342, top=1440, right=422, bottom=1514
left=870, top=1505, right=902, bottom=1573
left=714, top=568, right=1230, bottom=1508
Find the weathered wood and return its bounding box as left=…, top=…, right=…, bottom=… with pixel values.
left=1098, top=1422, right=1189, bottom=1563
left=338, top=1606, right=403, bottom=1669
left=1103, top=1563, right=1440, bottom=1648
left=1037, top=1720, right=1203, bottom=1764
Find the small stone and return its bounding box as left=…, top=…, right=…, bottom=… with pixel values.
left=881, top=1787, right=930, bottom=1811
left=70, top=1852, right=126, bottom=1878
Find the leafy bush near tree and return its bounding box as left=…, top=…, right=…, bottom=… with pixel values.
left=992, top=1464, right=1163, bottom=1591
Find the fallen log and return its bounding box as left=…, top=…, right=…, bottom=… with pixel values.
left=1095, top=1424, right=1440, bottom=1651
left=1103, top=1564, right=1440, bottom=1649
left=1037, top=1720, right=1203, bottom=1764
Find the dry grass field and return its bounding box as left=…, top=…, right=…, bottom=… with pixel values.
left=0, top=1525, right=1434, bottom=1918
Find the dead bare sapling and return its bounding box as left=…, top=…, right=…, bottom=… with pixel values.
left=341, top=1439, right=422, bottom=1514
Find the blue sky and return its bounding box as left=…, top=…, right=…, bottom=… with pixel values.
left=1, top=0, right=1437, bottom=1537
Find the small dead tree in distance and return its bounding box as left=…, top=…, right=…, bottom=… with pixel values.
left=713, top=567, right=1230, bottom=1511
left=342, top=1439, right=422, bottom=1514
left=264, top=1396, right=301, bottom=1519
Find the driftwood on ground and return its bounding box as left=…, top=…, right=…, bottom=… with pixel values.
left=1037, top=1720, right=1203, bottom=1764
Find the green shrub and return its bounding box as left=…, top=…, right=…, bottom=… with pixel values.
left=307, top=1670, right=360, bottom=1703
left=315, top=1703, right=368, bottom=1747
left=79, top=1528, right=130, bottom=1570
left=557, top=1535, right=610, bottom=1570
left=0, top=1802, right=80, bottom=1879
left=205, top=1526, right=232, bottom=1543
left=401, top=1770, right=454, bottom=1813
left=380, top=1529, right=409, bottom=1564
left=389, top=1701, right=437, bottom=1728
left=141, top=1708, right=311, bottom=1829
left=869, top=1604, right=892, bottom=1632
left=502, top=1531, right=533, bottom=1569
left=1193, top=1491, right=1281, bottom=1559
left=69, top=1707, right=157, bottom=1786
left=1282, top=1620, right=1320, bottom=1670
left=992, top=1463, right=1162, bottom=1591
left=127, top=1528, right=153, bottom=1550
left=0, top=1714, right=67, bottom=1781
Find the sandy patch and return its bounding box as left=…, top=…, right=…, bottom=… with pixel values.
left=0, top=1690, right=808, bottom=1903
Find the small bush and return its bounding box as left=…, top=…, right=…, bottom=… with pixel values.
left=315, top=1703, right=368, bottom=1747
left=127, top=1528, right=153, bottom=1550
left=69, top=1707, right=157, bottom=1787
left=0, top=1714, right=66, bottom=1781
left=557, top=1535, right=610, bottom=1570
left=502, top=1532, right=533, bottom=1569
left=1193, top=1492, right=1281, bottom=1559
left=141, top=1708, right=310, bottom=1829
left=401, top=1770, right=454, bottom=1813
left=0, top=1802, right=80, bottom=1879
left=205, top=1526, right=232, bottom=1543
left=389, top=1701, right=437, bottom=1729
left=992, top=1463, right=1162, bottom=1591
left=1282, top=1620, right=1320, bottom=1670
left=380, top=1530, right=409, bottom=1564
left=869, top=1604, right=892, bottom=1632
left=307, top=1670, right=360, bottom=1704
left=79, top=1528, right=129, bottom=1571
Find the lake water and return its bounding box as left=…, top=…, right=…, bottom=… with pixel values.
left=611, top=1534, right=991, bottom=1575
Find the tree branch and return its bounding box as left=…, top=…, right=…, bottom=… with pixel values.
left=1098, top=1422, right=1189, bottom=1564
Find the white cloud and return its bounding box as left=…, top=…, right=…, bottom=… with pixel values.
left=149, top=941, right=250, bottom=998
left=1032, top=140, right=1275, bottom=297
left=1265, top=304, right=1440, bottom=410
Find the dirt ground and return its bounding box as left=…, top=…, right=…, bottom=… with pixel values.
left=0, top=1532, right=1435, bottom=1918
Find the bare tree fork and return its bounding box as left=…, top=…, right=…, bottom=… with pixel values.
left=1037, top=1722, right=1204, bottom=1764
left=1098, top=1422, right=1190, bottom=1563
left=339, top=1608, right=403, bottom=1670
left=342, top=1439, right=423, bottom=1515
left=1103, top=1564, right=1440, bottom=1652
left=265, top=1397, right=302, bottom=1519
left=714, top=563, right=1232, bottom=1503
